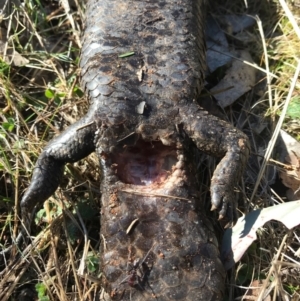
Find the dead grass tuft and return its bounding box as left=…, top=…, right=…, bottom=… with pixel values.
left=215, top=0, right=300, bottom=300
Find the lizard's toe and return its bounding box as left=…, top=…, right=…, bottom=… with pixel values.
left=211, top=187, right=238, bottom=228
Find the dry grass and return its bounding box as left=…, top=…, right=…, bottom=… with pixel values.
left=0, top=0, right=299, bottom=300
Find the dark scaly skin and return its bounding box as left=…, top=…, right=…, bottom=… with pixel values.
left=20, top=0, right=250, bottom=300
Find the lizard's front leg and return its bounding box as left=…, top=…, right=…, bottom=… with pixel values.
left=20, top=113, right=96, bottom=228
left=180, top=102, right=250, bottom=227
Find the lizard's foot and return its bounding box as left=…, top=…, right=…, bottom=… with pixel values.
left=211, top=181, right=238, bottom=228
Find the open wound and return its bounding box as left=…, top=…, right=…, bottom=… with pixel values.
left=111, top=140, right=178, bottom=186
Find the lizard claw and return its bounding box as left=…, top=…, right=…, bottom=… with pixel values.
left=211, top=204, right=218, bottom=211
left=218, top=214, right=225, bottom=220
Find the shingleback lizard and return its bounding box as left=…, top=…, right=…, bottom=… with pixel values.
left=20, top=0, right=250, bottom=300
